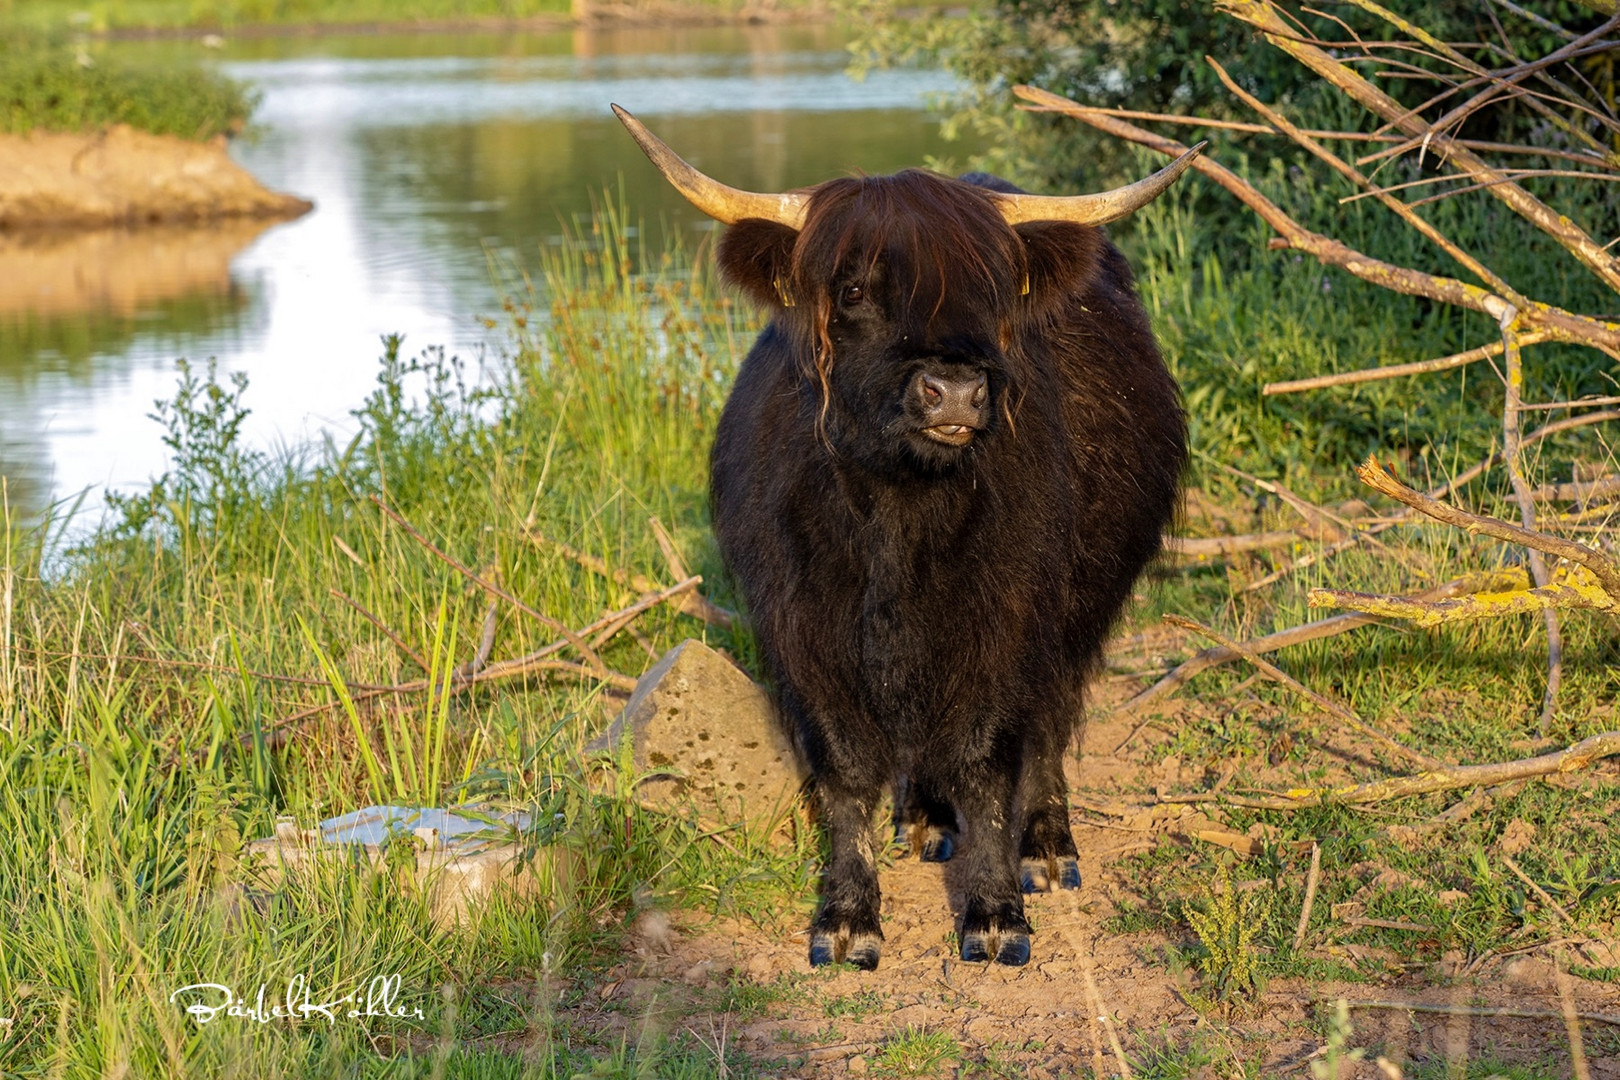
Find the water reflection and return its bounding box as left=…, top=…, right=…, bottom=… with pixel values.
left=0, top=23, right=978, bottom=525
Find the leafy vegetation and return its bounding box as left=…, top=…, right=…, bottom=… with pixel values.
left=0, top=28, right=255, bottom=137
left=849, top=0, right=1615, bottom=191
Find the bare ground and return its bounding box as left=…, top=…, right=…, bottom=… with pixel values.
left=0, top=125, right=310, bottom=229
left=560, top=678, right=1620, bottom=1078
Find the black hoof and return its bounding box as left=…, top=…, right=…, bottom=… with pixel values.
left=920, top=829, right=955, bottom=863
left=959, top=923, right=1031, bottom=966
left=809, top=930, right=881, bottom=971
left=996, top=933, right=1031, bottom=966
left=1020, top=859, right=1049, bottom=894
left=1057, top=858, right=1082, bottom=890
left=845, top=936, right=882, bottom=971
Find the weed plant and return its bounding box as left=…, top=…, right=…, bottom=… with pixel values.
left=0, top=28, right=254, bottom=138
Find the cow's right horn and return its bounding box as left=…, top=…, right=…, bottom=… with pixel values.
left=613, top=105, right=808, bottom=230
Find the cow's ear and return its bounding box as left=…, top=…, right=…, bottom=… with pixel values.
left=1012, top=221, right=1107, bottom=310
left=717, top=219, right=800, bottom=310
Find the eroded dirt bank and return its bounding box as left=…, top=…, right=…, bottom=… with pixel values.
left=0, top=125, right=311, bottom=229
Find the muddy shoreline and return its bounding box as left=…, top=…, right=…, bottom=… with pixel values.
left=0, top=126, right=311, bottom=230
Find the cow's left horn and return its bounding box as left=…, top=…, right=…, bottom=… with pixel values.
left=988, top=142, right=1207, bottom=227
left=613, top=105, right=808, bottom=230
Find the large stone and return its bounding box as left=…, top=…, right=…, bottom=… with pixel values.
left=242, top=805, right=566, bottom=927
left=589, top=638, right=804, bottom=822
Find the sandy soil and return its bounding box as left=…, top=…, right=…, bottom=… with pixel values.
left=0, top=125, right=311, bottom=230
left=563, top=681, right=1620, bottom=1078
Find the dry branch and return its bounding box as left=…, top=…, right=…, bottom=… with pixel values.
left=1163, top=614, right=1438, bottom=769
left=1205, top=53, right=1519, bottom=300
left=257, top=575, right=702, bottom=745
left=1262, top=335, right=1546, bottom=395
left=1332, top=455, right=1620, bottom=596
left=1293, top=843, right=1323, bottom=951
left=373, top=496, right=610, bottom=676
left=1217, top=0, right=1620, bottom=294
left=328, top=587, right=429, bottom=672
left=1342, top=999, right=1620, bottom=1029
left=1116, top=577, right=1481, bottom=719
left=1159, top=730, right=1620, bottom=809
left=1012, top=84, right=1620, bottom=353
left=528, top=528, right=736, bottom=630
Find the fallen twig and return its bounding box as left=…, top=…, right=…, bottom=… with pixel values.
left=1340, top=999, right=1620, bottom=1029
left=1293, top=843, right=1322, bottom=951
left=1350, top=453, right=1620, bottom=580
left=1245, top=410, right=1620, bottom=592
left=329, top=587, right=429, bottom=672
left=528, top=527, right=736, bottom=630
left=1010, top=84, right=1620, bottom=352
left=1501, top=852, right=1576, bottom=927
left=1499, top=315, right=1565, bottom=733
left=255, top=576, right=700, bottom=745
left=1158, top=730, right=1620, bottom=809
left=373, top=496, right=611, bottom=676
left=1114, top=576, right=1480, bottom=721
left=450, top=601, right=500, bottom=684
left=1162, top=614, right=1440, bottom=769
left=1062, top=898, right=1133, bottom=1080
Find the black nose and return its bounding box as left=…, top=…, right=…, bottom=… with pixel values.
left=912, top=370, right=989, bottom=446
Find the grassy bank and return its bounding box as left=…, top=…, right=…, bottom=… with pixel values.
left=2, top=179, right=1617, bottom=1076
left=0, top=0, right=831, bottom=35
left=0, top=29, right=254, bottom=137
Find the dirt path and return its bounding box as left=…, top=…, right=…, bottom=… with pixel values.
left=567, top=691, right=1620, bottom=1077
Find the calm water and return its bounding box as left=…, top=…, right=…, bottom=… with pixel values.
left=0, top=24, right=979, bottom=525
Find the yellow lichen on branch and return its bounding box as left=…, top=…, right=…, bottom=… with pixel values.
left=1310, top=565, right=1617, bottom=626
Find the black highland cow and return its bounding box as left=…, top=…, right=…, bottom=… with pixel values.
left=616, top=106, right=1195, bottom=969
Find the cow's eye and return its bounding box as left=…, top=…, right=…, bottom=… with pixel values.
left=841, top=284, right=865, bottom=306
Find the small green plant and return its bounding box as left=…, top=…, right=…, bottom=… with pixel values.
left=1185, top=860, right=1272, bottom=1003
left=871, top=1027, right=961, bottom=1077
left=1309, top=1000, right=1365, bottom=1080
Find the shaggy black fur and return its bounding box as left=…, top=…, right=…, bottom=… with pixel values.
left=709, top=168, right=1186, bottom=970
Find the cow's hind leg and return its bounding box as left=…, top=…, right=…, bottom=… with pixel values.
left=1018, top=732, right=1082, bottom=893
left=891, top=776, right=958, bottom=862
left=809, top=778, right=885, bottom=970
left=947, top=764, right=1031, bottom=966
left=1017, top=725, right=1082, bottom=893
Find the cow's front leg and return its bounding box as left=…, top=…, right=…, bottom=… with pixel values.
left=809, top=777, right=885, bottom=970
left=948, top=765, right=1030, bottom=966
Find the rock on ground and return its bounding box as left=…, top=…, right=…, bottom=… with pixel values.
left=0, top=125, right=311, bottom=229
left=589, top=638, right=804, bottom=822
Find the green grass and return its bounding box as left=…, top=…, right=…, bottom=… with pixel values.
left=0, top=0, right=833, bottom=34
left=0, top=207, right=790, bottom=1077
left=3, top=152, right=1619, bottom=1075
left=0, top=28, right=255, bottom=137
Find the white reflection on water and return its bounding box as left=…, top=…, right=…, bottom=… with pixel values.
left=239, top=52, right=959, bottom=126
left=2, top=28, right=971, bottom=526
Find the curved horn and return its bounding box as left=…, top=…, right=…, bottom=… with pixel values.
left=612, top=104, right=808, bottom=230
left=988, top=142, right=1207, bottom=226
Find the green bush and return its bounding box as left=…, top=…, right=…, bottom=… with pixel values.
left=0, top=31, right=255, bottom=138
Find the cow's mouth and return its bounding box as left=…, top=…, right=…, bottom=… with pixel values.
left=921, top=423, right=977, bottom=447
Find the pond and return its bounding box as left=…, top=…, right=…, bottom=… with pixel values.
left=0, top=22, right=980, bottom=527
